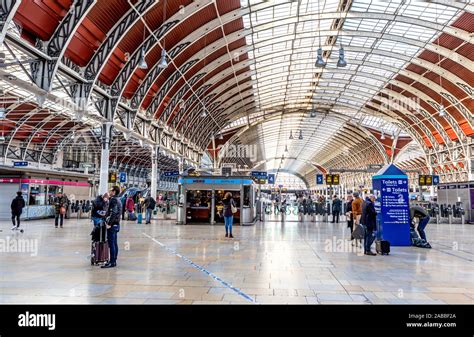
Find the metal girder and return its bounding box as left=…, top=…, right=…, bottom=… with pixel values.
left=0, top=0, right=20, bottom=46
left=133, top=44, right=196, bottom=112
left=31, top=0, right=96, bottom=91
left=137, top=28, right=245, bottom=116
left=38, top=119, right=77, bottom=164
left=21, top=113, right=58, bottom=160
left=170, top=54, right=462, bottom=143
left=108, top=0, right=218, bottom=117
left=183, top=64, right=458, bottom=147
left=144, top=29, right=465, bottom=139
left=84, top=0, right=156, bottom=81
left=3, top=107, right=41, bottom=161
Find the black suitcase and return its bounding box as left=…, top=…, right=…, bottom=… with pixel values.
left=376, top=240, right=390, bottom=255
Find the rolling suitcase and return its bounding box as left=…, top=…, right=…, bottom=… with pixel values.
left=376, top=240, right=390, bottom=255
left=375, top=218, right=390, bottom=255
left=137, top=212, right=142, bottom=224
left=91, top=224, right=109, bottom=265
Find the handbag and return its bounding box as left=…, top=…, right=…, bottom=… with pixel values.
left=60, top=206, right=66, bottom=215
left=230, top=200, right=237, bottom=214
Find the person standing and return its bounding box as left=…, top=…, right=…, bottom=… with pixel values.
left=91, top=194, right=108, bottom=228
left=102, top=186, right=122, bottom=269
left=125, top=195, right=135, bottom=220
left=331, top=195, right=342, bottom=223
left=144, top=195, right=156, bottom=224
left=351, top=192, right=363, bottom=228
left=362, top=195, right=377, bottom=256
left=345, top=195, right=354, bottom=238
left=11, top=192, right=25, bottom=230
left=222, top=192, right=236, bottom=238
left=53, top=193, right=67, bottom=228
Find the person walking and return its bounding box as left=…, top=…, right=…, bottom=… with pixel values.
left=144, top=195, right=156, bottom=224
left=102, top=186, right=122, bottom=269
left=11, top=192, right=25, bottom=231
left=222, top=192, right=236, bottom=238
left=331, top=195, right=342, bottom=223
left=362, top=194, right=377, bottom=256
left=53, top=193, right=67, bottom=228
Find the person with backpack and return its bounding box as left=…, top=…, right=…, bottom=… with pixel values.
left=222, top=192, right=236, bottom=238
left=144, top=195, right=156, bottom=224
left=11, top=191, right=25, bottom=231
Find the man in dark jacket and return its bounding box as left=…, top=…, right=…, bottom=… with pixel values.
left=144, top=195, right=156, bottom=224
left=11, top=192, right=25, bottom=230
left=331, top=195, right=342, bottom=223
left=410, top=205, right=430, bottom=242
left=102, top=186, right=122, bottom=269
left=362, top=195, right=377, bottom=255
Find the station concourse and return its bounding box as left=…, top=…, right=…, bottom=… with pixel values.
left=0, top=0, right=473, bottom=305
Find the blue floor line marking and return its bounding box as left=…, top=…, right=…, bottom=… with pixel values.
left=143, top=233, right=255, bottom=304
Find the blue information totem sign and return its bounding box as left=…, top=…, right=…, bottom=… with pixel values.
left=119, top=172, right=127, bottom=183
left=163, top=171, right=179, bottom=177
left=268, top=174, right=275, bottom=184
left=316, top=174, right=324, bottom=185
left=372, top=164, right=411, bottom=246
left=13, top=161, right=28, bottom=167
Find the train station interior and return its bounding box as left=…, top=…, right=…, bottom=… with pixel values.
left=0, top=0, right=473, bottom=305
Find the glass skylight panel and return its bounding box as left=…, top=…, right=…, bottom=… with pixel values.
left=375, top=40, right=419, bottom=58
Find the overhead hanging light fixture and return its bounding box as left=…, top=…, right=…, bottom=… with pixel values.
left=201, top=107, right=207, bottom=117
left=310, top=110, right=317, bottom=118
left=315, top=48, right=326, bottom=68
left=284, top=144, right=289, bottom=153
left=438, top=104, right=446, bottom=117
left=298, top=130, right=303, bottom=140
left=138, top=47, right=148, bottom=70
left=158, top=0, right=168, bottom=70
left=158, top=49, right=168, bottom=69
left=380, top=131, right=385, bottom=140
left=337, top=46, right=347, bottom=68
left=289, top=130, right=294, bottom=140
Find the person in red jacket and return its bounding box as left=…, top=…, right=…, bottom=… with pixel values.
left=125, top=196, right=135, bottom=219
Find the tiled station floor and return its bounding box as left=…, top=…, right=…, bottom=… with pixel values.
left=0, top=215, right=473, bottom=304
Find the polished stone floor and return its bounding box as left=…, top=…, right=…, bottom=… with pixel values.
left=0, top=215, right=473, bottom=304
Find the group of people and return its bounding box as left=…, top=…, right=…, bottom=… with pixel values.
left=124, top=193, right=156, bottom=224
left=345, top=192, right=431, bottom=255
left=345, top=192, right=378, bottom=255
left=91, top=186, right=122, bottom=269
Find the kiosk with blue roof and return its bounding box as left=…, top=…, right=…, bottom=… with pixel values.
left=372, top=164, right=411, bottom=246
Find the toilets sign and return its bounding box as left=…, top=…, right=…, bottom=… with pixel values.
left=372, top=164, right=411, bottom=246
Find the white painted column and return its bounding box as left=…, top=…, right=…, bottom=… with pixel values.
left=98, top=122, right=113, bottom=195
left=151, top=146, right=158, bottom=200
